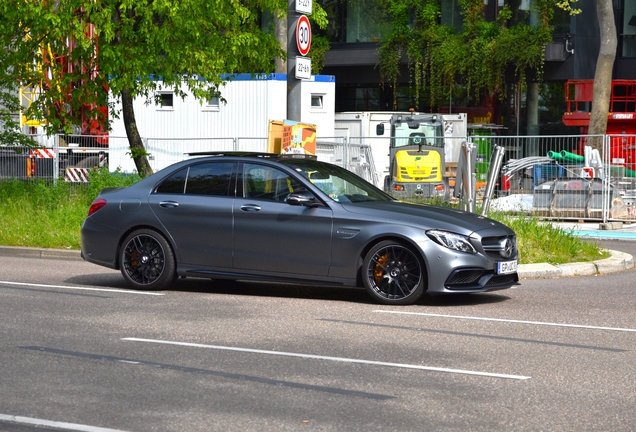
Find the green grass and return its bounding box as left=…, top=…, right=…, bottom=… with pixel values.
left=0, top=168, right=139, bottom=249
left=488, top=212, right=610, bottom=265
left=0, top=171, right=609, bottom=264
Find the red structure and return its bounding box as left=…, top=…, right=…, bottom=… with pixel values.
left=38, top=16, right=108, bottom=145
left=563, top=80, right=636, bottom=170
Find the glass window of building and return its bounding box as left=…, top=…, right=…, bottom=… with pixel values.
left=318, top=0, right=391, bottom=44
left=622, top=1, right=636, bottom=57
left=441, top=0, right=463, bottom=31
left=345, top=0, right=391, bottom=43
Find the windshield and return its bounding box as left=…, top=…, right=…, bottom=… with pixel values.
left=280, top=159, right=394, bottom=203
left=392, top=123, right=443, bottom=148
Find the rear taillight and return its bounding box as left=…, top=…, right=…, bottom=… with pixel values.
left=87, top=198, right=107, bottom=217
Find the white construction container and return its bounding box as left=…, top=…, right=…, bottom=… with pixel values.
left=109, top=73, right=335, bottom=173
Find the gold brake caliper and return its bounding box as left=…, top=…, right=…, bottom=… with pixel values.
left=374, top=253, right=388, bottom=284
left=130, top=251, right=140, bottom=268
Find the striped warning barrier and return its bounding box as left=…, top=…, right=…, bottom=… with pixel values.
left=65, top=167, right=90, bottom=183
left=30, top=148, right=56, bottom=158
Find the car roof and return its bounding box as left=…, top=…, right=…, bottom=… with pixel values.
left=185, top=151, right=318, bottom=161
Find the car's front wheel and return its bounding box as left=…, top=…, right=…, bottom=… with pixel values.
left=120, top=229, right=176, bottom=290
left=362, top=240, right=427, bottom=305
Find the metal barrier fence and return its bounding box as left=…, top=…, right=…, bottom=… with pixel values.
left=2, top=132, right=635, bottom=223
left=492, top=134, right=636, bottom=223
left=317, top=138, right=377, bottom=185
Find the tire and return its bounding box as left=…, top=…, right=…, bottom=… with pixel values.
left=119, top=229, right=176, bottom=290
left=361, top=240, right=427, bottom=305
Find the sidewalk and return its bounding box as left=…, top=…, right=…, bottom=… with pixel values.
left=552, top=221, right=636, bottom=241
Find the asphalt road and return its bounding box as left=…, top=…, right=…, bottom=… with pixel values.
left=0, top=239, right=635, bottom=431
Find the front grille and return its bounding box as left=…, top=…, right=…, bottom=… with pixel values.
left=485, top=274, right=518, bottom=287
left=447, top=269, right=484, bottom=285
left=445, top=268, right=518, bottom=291
left=482, top=235, right=517, bottom=260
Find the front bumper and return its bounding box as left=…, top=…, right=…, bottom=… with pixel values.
left=416, top=239, right=519, bottom=294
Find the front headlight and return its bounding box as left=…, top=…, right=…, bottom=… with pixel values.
left=426, top=229, right=477, bottom=254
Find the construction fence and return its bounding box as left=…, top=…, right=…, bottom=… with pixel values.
left=1, top=132, right=635, bottom=223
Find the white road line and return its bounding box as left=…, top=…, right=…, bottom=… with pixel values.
left=122, top=337, right=531, bottom=380
left=374, top=310, right=636, bottom=332
left=0, top=413, right=130, bottom=432
left=0, top=280, right=165, bottom=296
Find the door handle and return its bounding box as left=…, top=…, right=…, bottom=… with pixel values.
left=240, top=204, right=261, bottom=212
left=159, top=201, right=180, bottom=208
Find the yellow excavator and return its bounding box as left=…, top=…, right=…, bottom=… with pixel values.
left=376, top=113, right=447, bottom=200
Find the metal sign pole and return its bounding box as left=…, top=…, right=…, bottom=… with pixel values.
left=287, top=0, right=312, bottom=121
left=287, top=0, right=301, bottom=121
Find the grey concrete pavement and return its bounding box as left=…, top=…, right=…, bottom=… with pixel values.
left=1, top=220, right=634, bottom=280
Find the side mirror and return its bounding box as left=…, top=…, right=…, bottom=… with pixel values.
left=376, top=123, right=385, bottom=136
left=286, top=190, right=319, bottom=207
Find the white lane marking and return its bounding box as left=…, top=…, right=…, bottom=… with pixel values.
left=0, top=413, right=130, bottom=432
left=0, top=280, right=165, bottom=296
left=122, top=337, right=531, bottom=380
left=374, top=310, right=636, bottom=333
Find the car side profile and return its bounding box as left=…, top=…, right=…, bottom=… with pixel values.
left=81, top=152, right=518, bottom=305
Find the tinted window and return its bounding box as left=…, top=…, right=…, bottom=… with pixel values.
left=155, top=162, right=234, bottom=196
left=186, top=162, right=234, bottom=196
left=156, top=167, right=187, bottom=193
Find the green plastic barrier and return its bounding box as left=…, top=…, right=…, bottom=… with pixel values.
left=560, top=150, right=585, bottom=163
left=547, top=150, right=566, bottom=162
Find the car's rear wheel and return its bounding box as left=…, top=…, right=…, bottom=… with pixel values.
left=362, top=240, right=426, bottom=305
left=120, top=229, right=175, bottom=290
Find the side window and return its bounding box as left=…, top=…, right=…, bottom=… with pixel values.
left=155, top=167, right=187, bottom=194
left=155, top=162, right=234, bottom=196
left=185, top=162, right=234, bottom=196
left=243, top=163, right=305, bottom=202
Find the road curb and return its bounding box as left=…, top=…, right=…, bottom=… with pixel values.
left=518, top=249, right=634, bottom=279
left=0, top=245, right=82, bottom=261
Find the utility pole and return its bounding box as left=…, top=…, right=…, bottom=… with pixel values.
left=287, top=0, right=312, bottom=121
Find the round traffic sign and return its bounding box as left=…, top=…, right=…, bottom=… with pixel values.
left=296, top=15, right=311, bottom=56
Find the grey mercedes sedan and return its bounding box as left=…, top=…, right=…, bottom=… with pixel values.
left=81, top=152, right=518, bottom=305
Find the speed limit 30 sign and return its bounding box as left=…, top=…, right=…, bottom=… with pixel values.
left=296, top=15, right=311, bottom=56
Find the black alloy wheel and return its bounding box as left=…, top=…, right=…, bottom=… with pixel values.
left=120, top=229, right=176, bottom=290
left=362, top=240, right=426, bottom=305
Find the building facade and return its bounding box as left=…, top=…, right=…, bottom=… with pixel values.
left=317, top=0, right=635, bottom=135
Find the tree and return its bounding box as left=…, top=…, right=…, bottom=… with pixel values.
left=377, top=0, right=554, bottom=111
left=554, top=0, right=615, bottom=151
left=0, top=0, right=286, bottom=177
left=587, top=0, right=616, bottom=150
left=0, top=68, right=38, bottom=148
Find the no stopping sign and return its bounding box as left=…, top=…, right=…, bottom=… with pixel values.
left=296, top=15, right=311, bottom=56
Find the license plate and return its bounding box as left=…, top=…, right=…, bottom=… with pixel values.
left=497, top=260, right=518, bottom=275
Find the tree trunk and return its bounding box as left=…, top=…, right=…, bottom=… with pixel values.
left=274, top=13, right=287, bottom=73
left=121, top=88, right=153, bottom=178
left=588, top=0, right=617, bottom=151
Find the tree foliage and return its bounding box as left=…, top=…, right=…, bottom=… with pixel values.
left=0, top=0, right=287, bottom=176
left=378, top=0, right=555, bottom=109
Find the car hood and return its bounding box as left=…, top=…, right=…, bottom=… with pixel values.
left=340, top=201, right=513, bottom=236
